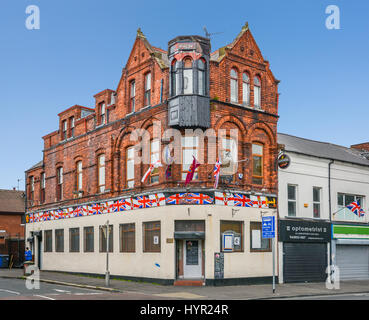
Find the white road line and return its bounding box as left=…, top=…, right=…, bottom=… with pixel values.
left=34, top=294, right=56, bottom=300
left=0, top=289, right=20, bottom=295
left=73, top=292, right=102, bottom=296
left=53, top=289, right=71, bottom=293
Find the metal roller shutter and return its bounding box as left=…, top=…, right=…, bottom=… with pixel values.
left=336, top=245, right=369, bottom=280
left=283, top=243, right=327, bottom=283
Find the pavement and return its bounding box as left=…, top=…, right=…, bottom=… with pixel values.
left=1, top=268, right=369, bottom=300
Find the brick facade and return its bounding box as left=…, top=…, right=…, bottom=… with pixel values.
left=26, top=23, right=279, bottom=213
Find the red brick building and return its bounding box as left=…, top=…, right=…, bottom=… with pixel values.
left=0, top=189, right=25, bottom=267
left=25, top=23, right=280, bottom=285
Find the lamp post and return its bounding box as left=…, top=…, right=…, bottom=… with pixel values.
left=105, top=220, right=110, bottom=287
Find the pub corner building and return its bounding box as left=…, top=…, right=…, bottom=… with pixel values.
left=24, top=23, right=282, bottom=286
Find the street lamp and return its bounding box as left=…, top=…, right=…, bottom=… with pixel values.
left=105, top=220, right=110, bottom=287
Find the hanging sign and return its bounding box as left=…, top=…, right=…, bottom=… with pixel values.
left=278, top=153, right=291, bottom=169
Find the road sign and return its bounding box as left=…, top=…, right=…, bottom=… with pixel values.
left=262, top=216, right=275, bottom=239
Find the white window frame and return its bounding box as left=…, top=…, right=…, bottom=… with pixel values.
left=287, top=184, right=297, bottom=217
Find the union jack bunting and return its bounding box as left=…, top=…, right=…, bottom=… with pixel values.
left=33, top=212, right=40, bottom=222
left=234, top=194, right=254, bottom=207
left=185, top=193, right=213, bottom=205
left=149, top=193, right=166, bottom=207
left=346, top=201, right=365, bottom=217
left=137, top=195, right=153, bottom=209
left=124, top=197, right=139, bottom=210
left=166, top=193, right=185, bottom=205
left=214, top=192, right=234, bottom=206
left=100, top=202, right=111, bottom=214
left=91, top=203, right=103, bottom=215
left=72, top=206, right=86, bottom=217
left=54, top=209, right=63, bottom=220
left=111, top=199, right=126, bottom=212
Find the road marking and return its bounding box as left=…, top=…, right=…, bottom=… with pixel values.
left=34, top=294, right=56, bottom=300
left=0, top=289, right=20, bottom=295
left=73, top=292, right=102, bottom=296
left=154, top=292, right=205, bottom=299
left=53, top=289, right=71, bottom=293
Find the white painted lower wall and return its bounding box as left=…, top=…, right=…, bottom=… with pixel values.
left=26, top=205, right=277, bottom=281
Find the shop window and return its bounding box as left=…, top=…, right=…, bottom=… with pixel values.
left=44, top=230, right=52, bottom=252
left=84, top=226, right=94, bottom=253
left=143, top=221, right=161, bottom=253
left=120, top=223, right=135, bottom=253
left=55, top=229, right=64, bottom=252
left=69, top=228, right=80, bottom=253
left=250, top=222, right=271, bottom=252
left=220, top=220, right=243, bottom=252
left=99, top=225, right=113, bottom=253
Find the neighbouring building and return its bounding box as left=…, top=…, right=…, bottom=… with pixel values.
left=0, top=189, right=26, bottom=267
left=25, top=23, right=280, bottom=285
left=278, top=133, right=369, bottom=283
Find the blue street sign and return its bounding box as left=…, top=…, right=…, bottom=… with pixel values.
left=262, top=216, right=275, bottom=238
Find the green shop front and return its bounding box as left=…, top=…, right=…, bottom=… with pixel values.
left=332, top=224, right=369, bottom=280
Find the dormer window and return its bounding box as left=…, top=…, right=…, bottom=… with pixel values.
left=99, top=103, right=106, bottom=125
left=70, top=116, right=75, bottom=137
left=183, top=57, right=193, bottom=95
left=62, top=120, right=67, bottom=140
left=144, top=73, right=151, bottom=107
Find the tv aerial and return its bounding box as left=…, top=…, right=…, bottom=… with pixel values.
left=203, top=26, right=223, bottom=39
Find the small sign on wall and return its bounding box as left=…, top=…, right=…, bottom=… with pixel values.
left=153, top=236, right=159, bottom=245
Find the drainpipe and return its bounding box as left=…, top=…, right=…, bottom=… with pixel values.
left=328, top=160, right=334, bottom=270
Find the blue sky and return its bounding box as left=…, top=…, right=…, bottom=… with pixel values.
left=1, top=0, right=369, bottom=190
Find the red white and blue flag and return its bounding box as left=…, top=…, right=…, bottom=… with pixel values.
left=91, top=203, right=103, bottom=215
left=149, top=193, right=166, bottom=207
left=185, top=193, right=213, bottom=205
left=166, top=193, right=185, bottom=205
left=213, top=159, right=222, bottom=189
left=234, top=194, right=254, bottom=207
left=137, top=195, right=152, bottom=209
left=346, top=201, right=365, bottom=217
left=141, top=160, right=162, bottom=183
left=112, top=199, right=126, bottom=212
left=185, top=156, right=200, bottom=186
left=214, top=192, right=234, bottom=206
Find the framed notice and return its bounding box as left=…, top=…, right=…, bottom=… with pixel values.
left=222, top=233, right=234, bottom=251
left=153, top=236, right=159, bottom=245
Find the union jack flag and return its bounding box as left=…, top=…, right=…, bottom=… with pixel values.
left=149, top=193, right=166, bottom=207
left=346, top=201, right=365, bottom=217
left=72, top=206, right=85, bottom=217
left=214, top=192, right=234, bottom=206
left=234, top=194, right=254, bottom=207
left=54, top=209, right=63, bottom=220
left=33, top=212, right=40, bottom=222
left=29, top=213, right=34, bottom=223
left=137, top=195, right=153, bottom=209
left=166, top=193, right=185, bottom=205
left=213, top=159, right=222, bottom=189
left=112, top=199, right=126, bottom=212
left=185, top=193, right=213, bottom=205
left=91, top=203, right=103, bottom=215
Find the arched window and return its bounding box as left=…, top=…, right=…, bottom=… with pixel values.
left=76, top=161, right=83, bottom=192
left=97, top=154, right=105, bottom=193
left=242, top=72, right=250, bottom=106
left=252, top=143, right=263, bottom=185
left=183, top=57, right=193, bottom=95
left=198, top=58, right=206, bottom=96
left=254, top=76, right=261, bottom=109
left=144, top=72, right=151, bottom=107
left=230, top=68, right=238, bottom=103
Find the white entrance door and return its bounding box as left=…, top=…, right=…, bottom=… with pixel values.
left=183, top=240, right=202, bottom=279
